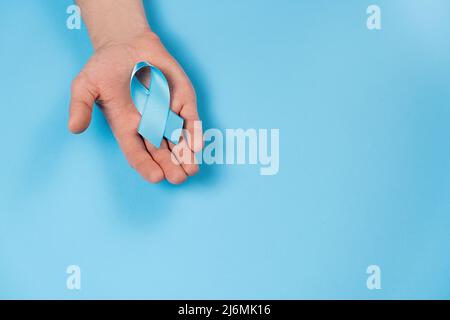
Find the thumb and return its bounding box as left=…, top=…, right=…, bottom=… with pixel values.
left=68, top=72, right=97, bottom=134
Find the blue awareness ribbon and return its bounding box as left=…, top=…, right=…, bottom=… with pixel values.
left=130, top=61, right=184, bottom=148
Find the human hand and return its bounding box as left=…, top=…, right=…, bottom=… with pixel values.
left=68, top=31, right=202, bottom=184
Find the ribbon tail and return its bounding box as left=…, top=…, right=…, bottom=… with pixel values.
left=164, top=111, right=184, bottom=144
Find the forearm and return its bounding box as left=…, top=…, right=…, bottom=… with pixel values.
left=77, top=0, right=151, bottom=49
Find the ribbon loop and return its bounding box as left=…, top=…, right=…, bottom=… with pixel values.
left=130, top=61, right=184, bottom=148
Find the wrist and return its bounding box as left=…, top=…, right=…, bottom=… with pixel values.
left=77, top=0, right=151, bottom=50
left=92, top=26, right=153, bottom=51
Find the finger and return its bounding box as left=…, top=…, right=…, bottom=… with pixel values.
left=159, top=74, right=203, bottom=153
left=68, top=72, right=97, bottom=134
left=168, top=136, right=199, bottom=177
left=122, top=133, right=164, bottom=183
left=113, top=122, right=164, bottom=184
left=158, top=67, right=203, bottom=153
left=144, top=139, right=187, bottom=185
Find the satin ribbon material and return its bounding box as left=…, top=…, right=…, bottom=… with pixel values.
left=130, top=61, right=184, bottom=148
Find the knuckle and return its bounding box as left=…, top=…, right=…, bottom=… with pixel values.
left=151, top=149, right=165, bottom=163
left=186, top=165, right=199, bottom=176
left=148, top=170, right=164, bottom=183
left=71, top=76, right=84, bottom=94
left=71, top=71, right=97, bottom=99
left=181, top=88, right=197, bottom=105
left=167, top=172, right=186, bottom=185
left=187, top=89, right=197, bottom=103
left=128, top=159, right=138, bottom=170
left=128, top=154, right=145, bottom=170
left=147, top=31, right=160, bottom=43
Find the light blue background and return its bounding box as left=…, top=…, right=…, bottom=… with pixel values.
left=1, top=0, right=450, bottom=299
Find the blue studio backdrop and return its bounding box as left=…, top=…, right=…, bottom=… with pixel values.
left=1, top=0, right=450, bottom=299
